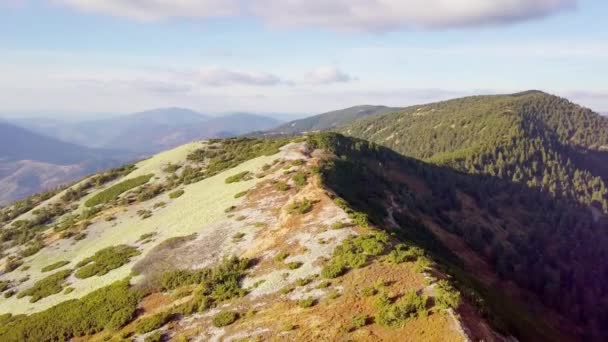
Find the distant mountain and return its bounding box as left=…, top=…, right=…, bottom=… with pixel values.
left=11, top=108, right=209, bottom=150
left=101, top=113, right=282, bottom=154
left=10, top=109, right=282, bottom=154
left=265, top=105, right=400, bottom=135
left=0, top=123, right=132, bottom=205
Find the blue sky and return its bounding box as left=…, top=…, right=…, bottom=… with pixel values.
left=1, top=0, right=607, bottom=118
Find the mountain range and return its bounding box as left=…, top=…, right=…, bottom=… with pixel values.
left=0, top=109, right=283, bottom=205
left=10, top=108, right=283, bottom=154
left=1, top=91, right=607, bottom=341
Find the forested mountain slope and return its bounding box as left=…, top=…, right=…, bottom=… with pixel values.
left=310, top=133, right=608, bottom=340
left=341, top=91, right=608, bottom=211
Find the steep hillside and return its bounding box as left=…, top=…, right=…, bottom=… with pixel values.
left=310, top=133, right=608, bottom=340
left=267, top=105, right=399, bottom=135
left=341, top=91, right=608, bottom=211
left=0, top=136, right=501, bottom=342
left=0, top=123, right=132, bottom=206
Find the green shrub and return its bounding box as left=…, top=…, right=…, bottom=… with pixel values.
left=41, top=260, right=70, bottom=273
left=321, top=263, right=347, bottom=279
left=225, top=171, right=251, bottom=184
left=348, top=314, right=370, bottom=332
left=163, top=163, right=181, bottom=173
left=331, top=221, right=347, bottom=229
left=376, top=291, right=427, bottom=327
left=292, top=172, right=308, bottom=187
left=274, top=181, right=290, bottom=192
left=64, top=287, right=75, bottom=295
left=74, top=232, right=87, bottom=241
left=137, top=209, right=152, bottom=219
left=435, top=280, right=461, bottom=309
left=287, top=261, right=303, bottom=270
left=144, top=331, right=165, bottom=342
left=137, top=232, right=157, bottom=242
left=0, top=281, right=9, bottom=292
left=234, top=191, right=248, bottom=199
left=169, top=189, right=185, bottom=199
left=17, top=269, right=72, bottom=303
left=296, top=277, right=312, bottom=287
left=361, top=286, right=378, bottom=297
left=75, top=245, right=140, bottom=279
left=212, top=311, right=239, bottom=327
left=232, top=232, right=245, bottom=241
left=274, top=252, right=289, bottom=262
left=20, top=241, right=44, bottom=257
left=4, top=259, right=23, bottom=273
left=387, top=244, right=426, bottom=265
left=0, top=278, right=140, bottom=341
left=316, top=280, right=331, bottom=289
left=85, top=174, right=154, bottom=207
left=287, top=199, right=314, bottom=215
left=298, top=297, right=316, bottom=308
left=135, top=312, right=172, bottom=334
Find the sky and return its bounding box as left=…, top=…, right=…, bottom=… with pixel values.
left=0, top=0, right=607, bottom=119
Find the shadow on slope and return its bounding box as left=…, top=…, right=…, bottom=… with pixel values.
left=310, top=133, right=608, bottom=342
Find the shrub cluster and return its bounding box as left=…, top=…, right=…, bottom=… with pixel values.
left=0, top=279, right=140, bottom=341
left=75, top=245, right=140, bottom=279
left=212, top=311, right=239, bottom=327
left=386, top=244, right=425, bottom=264
left=376, top=291, right=428, bottom=327
left=435, top=280, right=462, bottom=309
left=225, top=171, right=252, bottom=184
left=135, top=312, right=173, bottom=334
left=85, top=174, right=154, bottom=207
left=17, top=269, right=72, bottom=303
left=321, top=232, right=389, bottom=279
left=41, top=260, right=70, bottom=273
left=287, top=198, right=314, bottom=215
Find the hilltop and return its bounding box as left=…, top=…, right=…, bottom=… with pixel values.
left=340, top=91, right=608, bottom=211
left=266, top=105, right=400, bottom=136
left=0, top=135, right=505, bottom=342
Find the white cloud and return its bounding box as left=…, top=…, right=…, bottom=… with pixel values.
left=197, top=67, right=284, bottom=86
left=304, top=66, right=356, bottom=85
left=54, top=0, right=577, bottom=31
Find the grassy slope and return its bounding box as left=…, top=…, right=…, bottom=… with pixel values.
left=0, top=143, right=280, bottom=315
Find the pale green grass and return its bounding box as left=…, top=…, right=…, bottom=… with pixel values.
left=0, top=144, right=279, bottom=315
